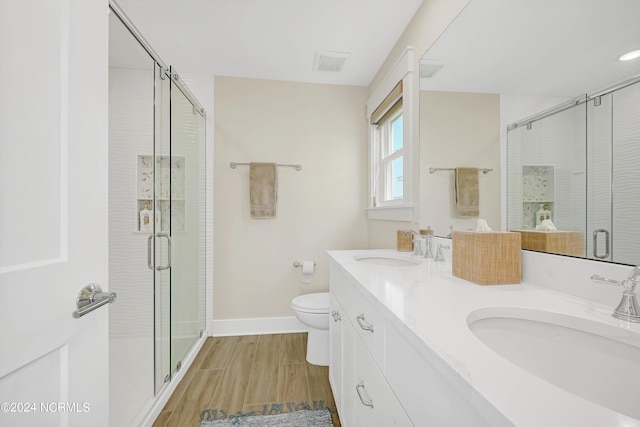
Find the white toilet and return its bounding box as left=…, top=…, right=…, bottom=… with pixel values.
left=291, top=292, right=330, bottom=366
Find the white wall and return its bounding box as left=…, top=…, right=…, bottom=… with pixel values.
left=213, top=76, right=368, bottom=320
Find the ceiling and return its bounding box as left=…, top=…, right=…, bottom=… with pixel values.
left=114, top=0, right=423, bottom=87
left=420, top=0, right=640, bottom=97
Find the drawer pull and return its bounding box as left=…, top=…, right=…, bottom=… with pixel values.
left=355, top=381, right=374, bottom=408
left=332, top=310, right=341, bottom=322
left=356, top=313, right=374, bottom=332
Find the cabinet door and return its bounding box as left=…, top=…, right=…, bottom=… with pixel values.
left=385, top=383, right=414, bottom=427
left=329, top=295, right=343, bottom=412
left=354, top=337, right=386, bottom=427
left=385, top=322, right=492, bottom=426
left=341, top=318, right=357, bottom=427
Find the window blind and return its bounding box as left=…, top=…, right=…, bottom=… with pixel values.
left=370, top=81, right=403, bottom=125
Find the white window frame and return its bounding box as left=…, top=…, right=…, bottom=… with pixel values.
left=372, top=107, right=405, bottom=206
left=366, top=47, right=417, bottom=221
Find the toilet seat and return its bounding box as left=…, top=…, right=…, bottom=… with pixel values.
left=291, top=292, right=329, bottom=314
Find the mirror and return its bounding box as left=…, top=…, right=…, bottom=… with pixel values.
left=506, top=80, right=640, bottom=264
left=418, top=0, right=640, bottom=265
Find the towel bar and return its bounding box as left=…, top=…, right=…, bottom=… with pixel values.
left=230, top=162, right=302, bottom=171
left=429, top=167, right=492, bottom=174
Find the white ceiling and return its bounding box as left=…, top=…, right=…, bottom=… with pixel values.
left=420, top=0, right=640, bottom=97
left=114, top=0, right=423, bottom=87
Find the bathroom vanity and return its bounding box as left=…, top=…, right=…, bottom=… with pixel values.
left=327, top=249, right=640, bottom=427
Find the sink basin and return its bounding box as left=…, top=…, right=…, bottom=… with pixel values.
left=353, top=254, right=421, bottom=267
left=468, top=307, right=640, bottom=419
left=467, top=307, right=640, bottom=419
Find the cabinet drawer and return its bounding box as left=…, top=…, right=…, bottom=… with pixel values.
left=331, top=267, right=386, bottom=371
left=349, top=291, right=385, bottom=370
left=330, top=269, right=385, bottom=371
left=354, top=336, right=386, bottom=427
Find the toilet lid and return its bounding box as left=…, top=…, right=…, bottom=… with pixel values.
left=291, top=292, right=329, bottom=314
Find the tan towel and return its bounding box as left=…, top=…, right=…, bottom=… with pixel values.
left=249, top=162, right=277, bottom=218
left=455, top=167, right=479, bottom=217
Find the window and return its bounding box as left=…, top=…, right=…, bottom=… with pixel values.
left=366, top=47, right=416, bottom=221
left=371, top=82, right=404, bottom=207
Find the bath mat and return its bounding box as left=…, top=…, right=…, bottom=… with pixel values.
left=200, top=400, right=335, bottom=427
left=201, top=408, right=332, bottom=426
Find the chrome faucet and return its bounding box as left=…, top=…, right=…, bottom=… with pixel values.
left=402, top=230, right=424, bottom=256
left=424, top=233, right=434, bottom=259
left=591, top=266, right=640, bottom=323
left=434, top=244, right=450, bottom=262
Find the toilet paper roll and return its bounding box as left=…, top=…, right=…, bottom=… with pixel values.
left=301, top=260, right=314, bottom=284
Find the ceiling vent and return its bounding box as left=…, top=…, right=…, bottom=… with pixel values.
left=314, top=50, right=350, bottom=72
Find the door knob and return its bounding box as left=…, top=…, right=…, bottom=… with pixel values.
left=73, top=283, right=116, bottom=318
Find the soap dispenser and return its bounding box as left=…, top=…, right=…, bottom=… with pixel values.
left=535, top=203, right=552, bottom=226
left=139, top=201, right=161, bottom=232
left=139, top=201, right=152, bottom=232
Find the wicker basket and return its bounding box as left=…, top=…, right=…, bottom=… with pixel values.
left=452, top=231, right=521, bottom=285
left=397, top=230, right=413, bottom=252
left=511, top=230, right=583, bottom=257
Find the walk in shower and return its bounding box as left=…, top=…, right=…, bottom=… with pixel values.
left=108, top=3, right=207, bottom=426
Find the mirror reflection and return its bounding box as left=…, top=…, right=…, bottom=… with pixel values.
left=418, top=0, right=640, bottom=265
left=507, top=81, right=640, bottom=264
left=506, top=100, right=587, bottom=258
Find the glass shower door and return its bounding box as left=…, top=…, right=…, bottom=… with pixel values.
left=507, top=103, right=587, bottom=236
left=154, top=65, right=172, bottom=391
left=586, top=94, right=612, bottom=261
left=169, top=67, right=207, bottom=376
left=108, top=11, right=170, bottom=425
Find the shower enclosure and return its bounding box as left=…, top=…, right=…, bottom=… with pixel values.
left=506, top=77, right=640, bottom=265
left=108, top=3, right=207, bottom=426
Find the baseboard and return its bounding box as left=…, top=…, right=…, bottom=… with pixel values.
left=210, top=316, right=307, bottom=337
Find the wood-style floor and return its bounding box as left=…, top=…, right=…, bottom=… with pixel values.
left=152, top=333, right=341, bottom=427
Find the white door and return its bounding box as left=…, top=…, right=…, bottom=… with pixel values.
left=0, top=1, right=109, bottom=427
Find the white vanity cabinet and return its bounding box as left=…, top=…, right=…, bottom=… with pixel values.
left=329, top=265, right=412, bottom=427
left=329, top=258, right=492, bottom=427
left=328, top=249, right=640, bottom=427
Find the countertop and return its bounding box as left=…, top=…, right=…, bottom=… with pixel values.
left=327, top=249, right=640, bottom=427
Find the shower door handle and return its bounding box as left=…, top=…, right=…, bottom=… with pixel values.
left=156, top=233, right=172, bottom=271
left=593, top=228, right=610, bottom=260
left=147, top=234, right=154, bottom=270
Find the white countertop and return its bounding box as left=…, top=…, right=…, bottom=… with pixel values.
left=327, top=249, right=640, bottom=427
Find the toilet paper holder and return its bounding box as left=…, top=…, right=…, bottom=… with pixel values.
left=293, top=261, right=316, bottom=268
